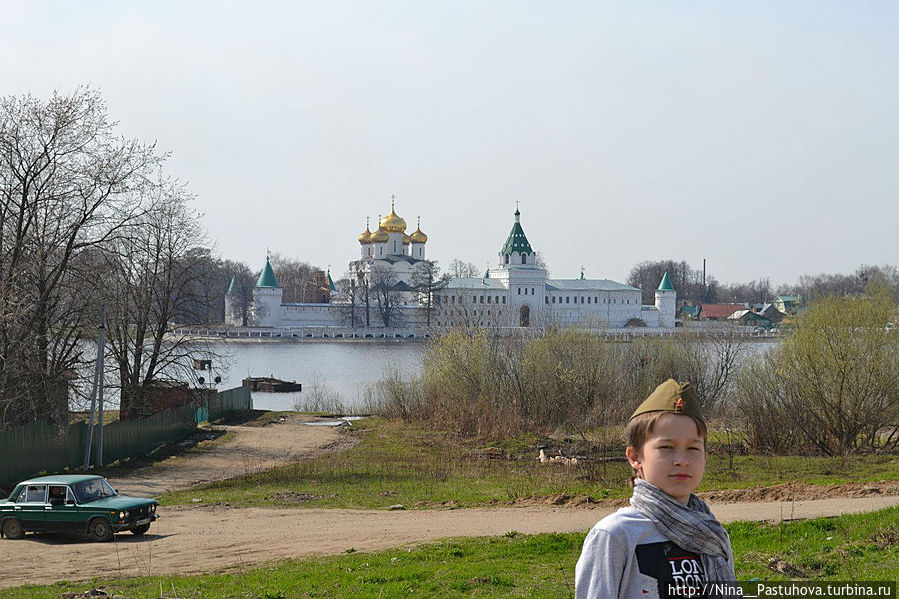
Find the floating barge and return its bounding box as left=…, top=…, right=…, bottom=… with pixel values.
left=241, top=376, right=302, bottom=393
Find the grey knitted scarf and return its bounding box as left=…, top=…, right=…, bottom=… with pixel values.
left=630, top=479, right=736, bottom=587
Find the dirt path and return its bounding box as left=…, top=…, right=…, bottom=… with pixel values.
left=111, top=414, right=344, bottom=497
left=4, top=496, right=899, bottom=589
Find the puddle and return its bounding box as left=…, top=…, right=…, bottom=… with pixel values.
left=304, top=416, right=367, bottom=427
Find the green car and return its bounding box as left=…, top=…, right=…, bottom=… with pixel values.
left=0, top=474, right=158, bottom=542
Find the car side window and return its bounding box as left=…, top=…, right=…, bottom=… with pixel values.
left=48, top=485, right=67, bottom=503
left=23, top=485, right=47, bottom=503
left=66, top=487, right=77, bottom=504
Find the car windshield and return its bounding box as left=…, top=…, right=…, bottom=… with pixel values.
left=72, top=478, right=117, bottom=503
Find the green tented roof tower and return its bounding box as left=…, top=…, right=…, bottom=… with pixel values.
left=658, top=270, right=674, bottom=291
left=501, top=208, right=533, bottom=255
left=225, top=275, right=236, bottom=295
left=256, top=258, right=280, bottom=288
left=327, top=269, right=336, bottom=292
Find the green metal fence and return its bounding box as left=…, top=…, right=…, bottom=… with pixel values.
left=208, top=386, right=252, bottom=420
left=0, top=386, right=252, bottom=494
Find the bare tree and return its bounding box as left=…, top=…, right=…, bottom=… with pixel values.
left=411, top=260, right=447, bottom=327
left=268, top=253, right=328, bottom=303
left=0, top=88, right=157, bottom=429
left=736, top=285, right=899, bottom=455
left=337, top=266, right=366, bottom=328
left=448, top=258, right=481, bottom=279
left=627, top=259, right=712, bottom=305
left=369, top=265, right=403, bottom=328
left=99, top=177, right=213, bottom=419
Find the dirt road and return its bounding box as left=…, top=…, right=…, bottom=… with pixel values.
left=4, top=496, right=899, bottom=589
left=111, top=415, right=344, bottom=497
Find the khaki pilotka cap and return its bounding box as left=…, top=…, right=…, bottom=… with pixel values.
left=629, top=378, right=705, bottom=423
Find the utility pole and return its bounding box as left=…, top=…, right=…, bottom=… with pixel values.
left=350, top=278, right=356, bottom=328
left=364, top=279, right=371, bottom=327
left=83, top=306, right=107, bottom=470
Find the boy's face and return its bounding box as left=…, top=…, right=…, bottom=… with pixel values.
left=626, top=413, right=706, bottom=505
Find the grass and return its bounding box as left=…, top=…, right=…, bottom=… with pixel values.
left=4, top=507, right=898, bottom=598
left=159, top=417, right=899, bottom=510
left=730, top=506, right=899, bottom=580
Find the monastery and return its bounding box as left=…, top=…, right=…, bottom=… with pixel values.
left=225, top=201, right=676, bottom=330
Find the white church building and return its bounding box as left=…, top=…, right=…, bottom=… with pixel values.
left=225, top=202, right=675, bottom=331
left=432, top=208, right=675, bottom=330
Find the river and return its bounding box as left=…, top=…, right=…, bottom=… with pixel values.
left=209, top=340, right=426, bottom=411
left=86, top=337, right=779, bottom=413
left=206, top=337, right=779, bottom=412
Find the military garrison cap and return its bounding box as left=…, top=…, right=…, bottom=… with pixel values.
left=630, top=378, right=705, bottom=423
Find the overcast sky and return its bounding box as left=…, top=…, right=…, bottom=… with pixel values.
left=3, top=1, right=897, bottom=286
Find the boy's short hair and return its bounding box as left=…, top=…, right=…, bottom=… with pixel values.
left=627, top=411, right=708, bottom=451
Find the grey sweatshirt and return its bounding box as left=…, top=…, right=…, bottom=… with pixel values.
left=575, top=507, right=707, bottom=599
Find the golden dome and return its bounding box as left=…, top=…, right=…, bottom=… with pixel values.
left=379, top=198, right=407, bottom=233
left=371, top=227, right=389, bottom=243
left=410, top=216, right=428, bottom=243
left=402, top=233, right=411, bottom=245
left=357, top=218, right=372, bottom=244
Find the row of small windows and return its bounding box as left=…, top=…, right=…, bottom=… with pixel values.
left=369, top=245, right=422, bottom=257
left=544, top=296, right=632, bottom=305
left=437, top=292, right=636, bottom=305
left=440, top=295, right=507, bottom=305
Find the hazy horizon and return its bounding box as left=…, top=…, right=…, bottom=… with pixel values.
left=3, top=1, right=897, bottom=287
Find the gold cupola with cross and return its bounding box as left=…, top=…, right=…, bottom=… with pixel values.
left=379, top=197, right=407, bottom=233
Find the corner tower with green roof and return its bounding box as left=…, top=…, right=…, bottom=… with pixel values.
left=252, top=256, right=283, bottom=327
left=654, top=270, right=677, bottom=328
left=657, top=270, right=674, bottom=292
left=256, top=258, right=280, bottom=288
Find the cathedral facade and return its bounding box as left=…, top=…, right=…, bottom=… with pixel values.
left=225, top=202, right=675, bottom=330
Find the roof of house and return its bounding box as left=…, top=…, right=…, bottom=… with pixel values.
left=372, top=255, right=427, bottom=265
left=729, top=309, right=773, bottom=323
left=701, top=303, right=747, bottom=319
left=546, top=279, right=640, bottom=292
left=440, top=278, right=508, bottom=290
left=390, top=280, right=416, bottom=292
left=680, top=305, right=701, bottom=317
left=775, top=295, right=802, bottom=303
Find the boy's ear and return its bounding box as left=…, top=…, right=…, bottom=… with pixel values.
left=625, top=446, right=641, bottom=470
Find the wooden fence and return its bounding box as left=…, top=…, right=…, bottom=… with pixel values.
left=0, top=386, right=252, bottom=494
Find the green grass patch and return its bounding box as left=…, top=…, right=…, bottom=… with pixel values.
left=729, top=506, right=899, bottom=580
left=162, top=418, right=615, bottom=509
left=159, top=417, right=899, bottom=510
left=4, top=508, right=898, bottom=598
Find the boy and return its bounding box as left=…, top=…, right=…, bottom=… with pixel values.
left=575, top=379, right=736, bottom=598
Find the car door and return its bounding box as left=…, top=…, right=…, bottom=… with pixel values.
left=44, top=485, right=80, bottom=532
left=14, top=485, right=47, bottom=531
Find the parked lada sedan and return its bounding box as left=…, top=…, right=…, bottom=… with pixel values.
left=0, top=474, right=158, bottom=542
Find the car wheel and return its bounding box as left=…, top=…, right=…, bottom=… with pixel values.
left=2, top=518, right=24, bottom=540
left=89, top=518, right=114, bottom=542
left=130, top=523, right=151, bottom=536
